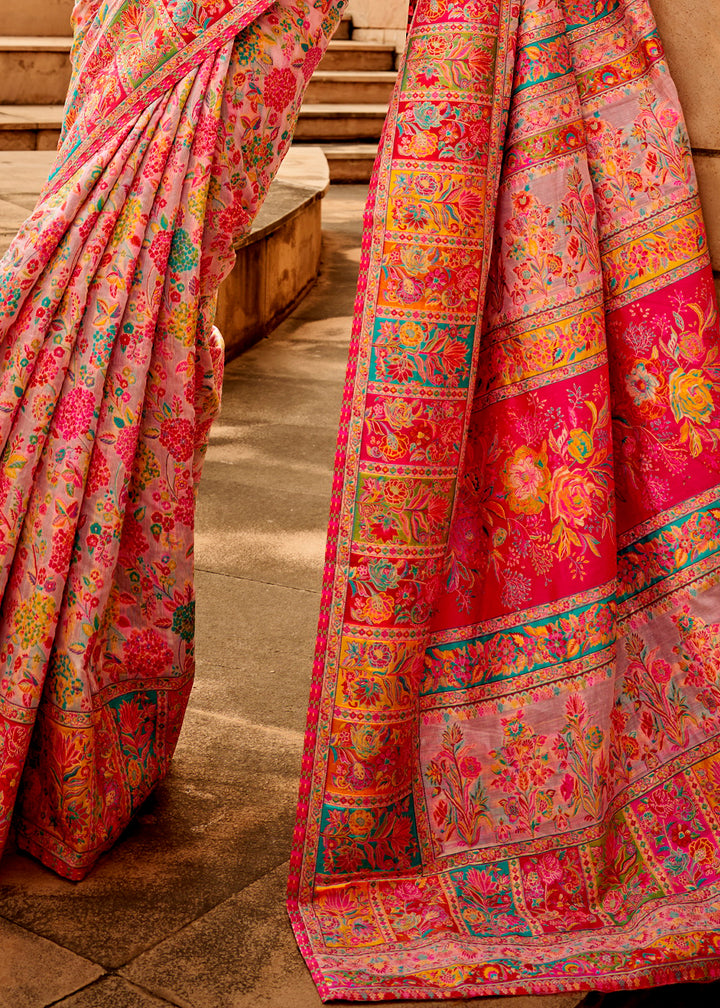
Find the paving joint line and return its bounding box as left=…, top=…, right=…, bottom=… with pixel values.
left=108, top=858, right=292, bottom=978
left=193, top=566, right=321, bottom=595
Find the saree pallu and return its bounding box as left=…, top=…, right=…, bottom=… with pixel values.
left=0, top=0, right=345, bottom=880
left=289, top=0, right=720, bottom=999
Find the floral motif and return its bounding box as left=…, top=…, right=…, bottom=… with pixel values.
left=503, top=445, right=550, bottom=514
left=425, top=725, right=491, bottom=847
left=291, top=0, right=720, bottom=1000
left=668, top=368, right=714, bottom=426
left=0, top=0, right=348, bottom=880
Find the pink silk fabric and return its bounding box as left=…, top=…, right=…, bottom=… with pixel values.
left=0, top=0, right=345, bottom=880
left=290, top=0, right=720, bottom=999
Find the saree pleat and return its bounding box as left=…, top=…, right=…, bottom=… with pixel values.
left=0, top=0, right=346, bottom=879
left=289, top=0, right=720, bottom=999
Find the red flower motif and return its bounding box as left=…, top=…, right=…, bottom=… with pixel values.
left=560, top=773, right=575, bottom=803
left=302, top=47, right=323, bottom=82
left=123, top=628, right=173, bottom=677
left=54, top=387, right=96, bottom=439
left=86, top=454, right=111, bottom=495
left=49, top=526, right=74, bottom=574
left=159, top=417, right=195, bottom=461
left=118, top=512, right=149, bottom=565
left=263, top=67, right=298, bottom=112
left=667, top=821, right=693, bottom=849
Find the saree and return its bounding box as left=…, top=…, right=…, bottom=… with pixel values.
left=289, top=0, right=720, bottom=999
left=0, top=0, right=345, bottom=880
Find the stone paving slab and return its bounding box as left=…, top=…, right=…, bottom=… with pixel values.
left=0, top=702, right=301, bottom=969
left=195, top=214, right=355, bottom=589
left=53, top=976, right=175, bottom=1008
left=193, top=570, right=319, bottom=733
left=121, top=862, right=586, bottom=1008
left=194, top=417, right=337, bottom=591
left=0, top=916, right=103, bottom=1008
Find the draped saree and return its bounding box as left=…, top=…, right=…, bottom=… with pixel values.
left=0, top=0, right=346, bottom=879
left=289, top=0, right=720, bottom=999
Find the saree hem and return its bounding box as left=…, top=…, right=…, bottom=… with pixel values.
left=289, top=0, right=720, bottom=998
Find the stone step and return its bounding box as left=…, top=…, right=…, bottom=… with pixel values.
left=0, top=104, right=64, bottom=150
left=319, top=40, right=396, bottom=71
left=333, top=14, right=353, bottom=40
left=0, top=36, right=396, bottom=105
left=322, top=143, right=378, bottom=183
left=0, top=37, right=73, bottom=105
left=0, top=103, right=389, bottom=149
left=304, top=70, right=396, bottom=105
left=294, top=104, right=387, bottom=143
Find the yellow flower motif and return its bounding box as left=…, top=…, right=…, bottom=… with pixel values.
left=13, top=594, right=55, bottom=649
left=349, top=726, right=383, bottom=760
left=399, top=131, right=438, bottom=159
left=397, top=322, right=425, bottom=349
left=669, top=368, right=714, bottom=425
left=567, top=428, right=593, bottom=463
left=690, top=837, right=716, bottom=866
left=348, top=810, right=374, bottom=834
left=399, top=246, right=432, bottom=273
left=504, top=445, right=550, bottom=514
left=384, top=399, right=414, bottom=425
left=352, top=592, right=394, bottom=626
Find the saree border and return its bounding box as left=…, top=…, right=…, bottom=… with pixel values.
left=286, top=0, right=521, bottom=998
left=44, top=0, right=276, bottom=198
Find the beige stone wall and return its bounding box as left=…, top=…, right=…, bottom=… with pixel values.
left=649, top=0, right=720, bottom=299
left=2, top=0, right=73, bottom=35
left=345, top=0, right=407, bottom=48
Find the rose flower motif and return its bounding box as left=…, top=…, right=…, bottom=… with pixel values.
left=550, top=467, right=596, bottom=527
left=503, top=445, right=550, bottom=514
left=668, top=368, right=714, bottom=425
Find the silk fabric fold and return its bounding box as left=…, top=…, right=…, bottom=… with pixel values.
left=0, top=0, right=345, bottom=879
left=289, top=0, right=720, bottom=998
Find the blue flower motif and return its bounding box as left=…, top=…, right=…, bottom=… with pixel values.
left=413, top=102, right=442, bottom=129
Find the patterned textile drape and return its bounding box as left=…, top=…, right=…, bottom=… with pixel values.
left=0, top=0, right=345, bottom=880
left=289, top=0, right=720, bottom=999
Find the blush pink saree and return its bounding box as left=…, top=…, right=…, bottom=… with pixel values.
left=0, top=0, right=345, bottom=879
left=290, top=0, right=720, bottom=999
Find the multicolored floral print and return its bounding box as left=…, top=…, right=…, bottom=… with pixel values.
left=0, top=0, right=346, bottom=879
left=289, top=0, right=720, bottom=1000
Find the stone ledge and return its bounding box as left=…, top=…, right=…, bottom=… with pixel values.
left=0, top=36, right=74, bottom=49
left=218, top=146, right=330, bottom=360
left=321, top=142, right=377, bottom=183
left=0, top=103, right=390, bottom=149
left=0, top=146, right=330, bottom=361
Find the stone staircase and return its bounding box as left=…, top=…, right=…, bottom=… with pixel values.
left=0, top=9, right=393, bottom=181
